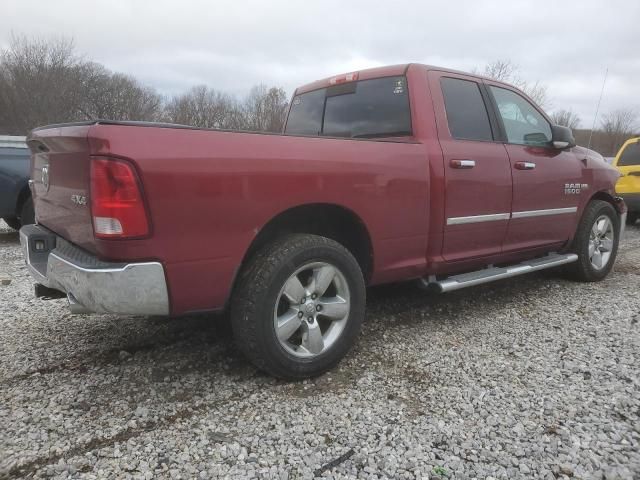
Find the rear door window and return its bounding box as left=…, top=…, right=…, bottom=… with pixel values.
left=489, top=86, right=552, bottom=146
left=618, top=141, right=640, bottom=166
left=284, top=76, right=411, bottom=138
left=440, top=77, right=494, bottom=141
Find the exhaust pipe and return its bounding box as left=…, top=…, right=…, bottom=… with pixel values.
left=67, top=293, right=91, bottom=314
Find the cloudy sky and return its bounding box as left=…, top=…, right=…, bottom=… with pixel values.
left=2, top=0, right=639, bottom=128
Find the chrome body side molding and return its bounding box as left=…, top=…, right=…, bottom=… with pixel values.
left=446, top=213, right=510, bottom=225
left=447, top=207, right=578, bottom=225
left=511, top=207, right=578, bottom=219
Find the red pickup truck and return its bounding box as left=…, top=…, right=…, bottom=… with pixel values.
left=21, top=64, right=626, bottom=378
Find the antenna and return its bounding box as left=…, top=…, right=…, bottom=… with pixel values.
left=586, top=68, right=608, bottom=151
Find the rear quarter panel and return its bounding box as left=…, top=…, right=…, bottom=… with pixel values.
left=88, top=125, right=431, bottom=315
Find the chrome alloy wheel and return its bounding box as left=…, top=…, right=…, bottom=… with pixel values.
left=273, top=262, right=351, bottom=358
left=589, top=215, right=615, bottom=270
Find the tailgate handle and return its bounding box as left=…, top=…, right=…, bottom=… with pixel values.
left=514, top=161, right=536, bottom=170
left=450, top=159, right=476, bottom=169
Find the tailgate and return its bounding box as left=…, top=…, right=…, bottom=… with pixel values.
left=28, top=124, right=96, bottom=253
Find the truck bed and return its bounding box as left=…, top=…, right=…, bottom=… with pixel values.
left=28, top=121, right=431, bottom=315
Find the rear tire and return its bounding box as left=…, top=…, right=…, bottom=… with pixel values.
left=627, top=213, right=638, bottom=226
left=20, top=197, right=35, bottom=226
left=566, top=200, right=619, bottom=282
left=230, top=234, right=365, bottom=379
left=3, top=217, right=21, bottom=230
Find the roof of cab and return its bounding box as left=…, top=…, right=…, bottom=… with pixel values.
left=294, top=63, right=510, bottom=95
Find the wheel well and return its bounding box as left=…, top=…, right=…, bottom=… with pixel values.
left=243, top=204, right=374, bottom=282
left=590, top=191, right=623, bottom=214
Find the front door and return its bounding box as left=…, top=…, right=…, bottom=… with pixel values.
left=486, top=83, right=583, bottom=251
left=430, top=72, right=512, bottom=262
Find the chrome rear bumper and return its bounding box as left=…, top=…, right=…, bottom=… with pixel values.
left=20, top=224, right=169, bottom=315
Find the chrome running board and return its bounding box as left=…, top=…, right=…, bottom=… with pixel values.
left=423, top=252, right=578, bottom=293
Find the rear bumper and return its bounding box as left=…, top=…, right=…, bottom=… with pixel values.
left=20, top=224, right=169, bottom=315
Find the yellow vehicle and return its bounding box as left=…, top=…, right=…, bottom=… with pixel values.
left=613, top=137, right=640, bottom=225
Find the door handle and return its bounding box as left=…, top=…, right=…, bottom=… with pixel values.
left=514, top=161, right=536, bottom=170
left=450, top=159, right=476, bottom=169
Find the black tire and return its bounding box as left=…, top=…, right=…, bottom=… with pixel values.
left=3, top=217, right=21, bottom=230
left=230, top=234, right=365, bottom=379
left=19, top=196, right=35, bottom=226
left=627, top=213, right=639, bottom=226
left=566, top=200, right=620, bottom=282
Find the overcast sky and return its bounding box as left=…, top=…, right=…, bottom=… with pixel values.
left=2, top=0, right=639, bottom=128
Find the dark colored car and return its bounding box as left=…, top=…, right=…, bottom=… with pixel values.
left=21, top=64, right=626, bottom=379
left=0, top=136, right=34, bottom=230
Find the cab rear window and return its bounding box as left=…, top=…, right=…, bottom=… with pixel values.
left=285, top=76, right=411, bottom=139
left=618, top=141, right=640, bottom=166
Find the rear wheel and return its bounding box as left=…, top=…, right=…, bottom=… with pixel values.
left=566, top=200, right=619, bottom=282
left=231, top=234, right=365, bottom=379
left=627, top=213, right=639, bottom=226
left=2, top=217, right=21, bottom=230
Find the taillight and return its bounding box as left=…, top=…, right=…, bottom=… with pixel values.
left=90, top=157, right=150, bottom=239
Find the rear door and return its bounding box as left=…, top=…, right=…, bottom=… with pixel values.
left=429, top=71, right=512, bottom=261
left=486, top=83, right=583, bottom=251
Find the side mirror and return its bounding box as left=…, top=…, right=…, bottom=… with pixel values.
left=551, top=124, right=576, bottom=149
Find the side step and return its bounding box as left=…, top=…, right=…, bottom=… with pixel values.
left=423, top=252, right=578, bottom=293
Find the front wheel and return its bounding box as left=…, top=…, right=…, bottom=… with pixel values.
left=566, top=200, right=620, bottom=282
left=231, top=234, right=366, bottom=379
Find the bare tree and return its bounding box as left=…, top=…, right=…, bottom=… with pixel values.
left=78, top=63, right=163, bottom=121
left=481, top=59, right=516, bottom=83
left=164, top=85, right=239, bottom=129
left=0, top=35, right=85, bottom=134
left=241, top=85, right=289, bottom=133
left=1, top=35, right=291, bottom=135
left=550, top=109, right=581, bottom=129
left=600, top=108, right=638, bottom=155
left=0, top=35, right=164, bottom=134
left=479, top=59, right=549, bottom=108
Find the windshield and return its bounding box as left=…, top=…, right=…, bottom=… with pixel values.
left=618, top=140, right=640, bottom=166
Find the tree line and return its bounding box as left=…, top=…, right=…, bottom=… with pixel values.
left=1, top=37, right=637, bottom=157
left=0, top=36, right=288, bottom=135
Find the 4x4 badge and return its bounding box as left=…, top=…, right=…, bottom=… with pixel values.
left=71, top=194, right=87, bottom=206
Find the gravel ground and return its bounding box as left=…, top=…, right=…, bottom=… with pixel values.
left=1, top=220, right=639, bottom=480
